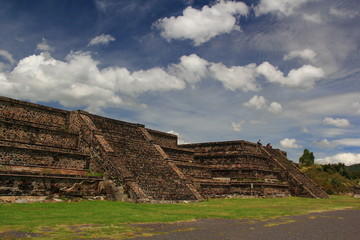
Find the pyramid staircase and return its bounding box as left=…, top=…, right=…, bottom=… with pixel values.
left=1, top=96, right=327, bottom=201
left=176, top=141, right=291, bottom=198
left=76, top=112, right=203, bottom=203
left=0, top=96, right=202, bottom=203
left=262, top=147, right=328, bottom=198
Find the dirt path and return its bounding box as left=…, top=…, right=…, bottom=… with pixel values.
left=130, top=210, right=360, bottom=240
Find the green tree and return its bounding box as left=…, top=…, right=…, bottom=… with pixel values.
left=299, top=149, right=315, bottom=166
left=323, top=163, right=352, bottom=179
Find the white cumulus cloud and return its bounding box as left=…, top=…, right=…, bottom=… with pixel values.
left=170, top=54, right=259, bottom=91
left=88, top=34, right=115, bottom=46
left=322, top=117, right=351, bottom=128
left=232, top=121, right=245, bottom=132
left=0, top=51, right=185, bottom=113
left=170, top=56, right=326, bottom=92
left=169, top=54, right=209, bottom=85
left=244, top=95, right=266, bottom=110
left=36, top=38, right=54, bottom=52
left=268, top=101, right=283, bottom=113
left=4, top=52, right=305, bottom=113
left=130, top=68, right=185, bottom=93
left=280, top=138, right=303, bottom=149
left=256, top=61, right=324, bottom=89
left=209, top=62, right=258, bottom=91
left=317, top=153, right=360, bottom=166
left=283, top=49, right=317, bottom=62
left=0, top=72, right=14, bottom=92
left=155, top=0, right=249, bottom=46
left=244, top=95, right=283, bottom=114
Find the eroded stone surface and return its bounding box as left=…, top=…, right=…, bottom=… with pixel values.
left=0, top=96, right=327, bottom=202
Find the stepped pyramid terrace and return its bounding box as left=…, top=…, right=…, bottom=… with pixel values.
left=0, top=96, right=328, bottom=203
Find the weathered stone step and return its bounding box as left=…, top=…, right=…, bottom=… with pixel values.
left=0, top=117, right=67, bottom=132
left=0, top=142, right=87, bottom=156
left=0, top=172, right=101, bottom=180
left=0, top=165, right=97, bottom=177
left=0, top=96, right=69, bottom=129
left=0, top=144, right=89, bottom=170
left=194, top=152, right=268, bottom=158
left=81, top=113, right=202, bottom=202
left=192, top=178, right=288, bottom=185
left=0, top=120, right=79, bottom=150
left=264, top=148, right=328, bottom=198
left=0, top=175, right=101, bottom=198
left=0, top=140, right=81, bottom=154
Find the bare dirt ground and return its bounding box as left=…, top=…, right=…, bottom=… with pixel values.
left=130, top=210, right=360, bottom=240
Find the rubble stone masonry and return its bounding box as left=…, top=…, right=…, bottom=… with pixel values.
left=0, top=96, right=327, bottom=203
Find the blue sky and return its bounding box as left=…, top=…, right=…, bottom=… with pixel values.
left=0, top=0, right=359, bottom=164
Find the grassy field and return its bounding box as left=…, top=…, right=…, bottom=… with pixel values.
left=1, top=196, right=359, bottom=239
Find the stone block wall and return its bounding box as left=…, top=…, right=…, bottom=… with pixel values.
left=0, top=97, right=104, bottom=202
left=176, top=163, right=212, bottom=179
left=0, top=96, right=326, bottom=201
left=176, top=141, right=290, bottom=198
left=193, top=154, right=271, bottom=168
left=0, top=96, right=69, bottom=130
left=146, top=129, right=178, bottom=148
left=0, top=175, right=101, bottom=197
left=163, top=147, right=194, bottom=162
left=0, top=146, right=89, bottom=170
left=181, top=141, right=260, bottom=154
left=0, top=121, right=78, bottom=150
left=199, top=182, right=289, bottom=198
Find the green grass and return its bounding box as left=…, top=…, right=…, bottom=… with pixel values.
left=0, top=196, right=359, bottom=239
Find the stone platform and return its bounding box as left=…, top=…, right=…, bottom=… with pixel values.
left=0, top=96, right=328, bottom=202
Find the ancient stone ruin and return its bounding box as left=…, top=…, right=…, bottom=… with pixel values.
left=0, top=96, right=328, bottom=203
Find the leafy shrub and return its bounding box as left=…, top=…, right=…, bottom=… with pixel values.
left=301, top=164, right=356, bottom=194
left=325, top=189, right=334, bottom=195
